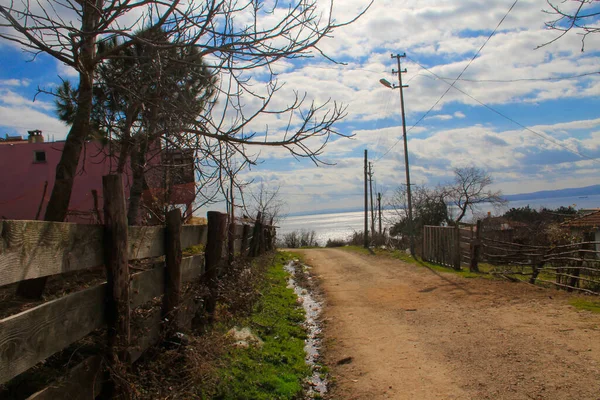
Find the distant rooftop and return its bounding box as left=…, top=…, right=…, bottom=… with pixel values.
left=562, top=209, right=600, bottom=229
left=0, top=134, right=24, bottom=142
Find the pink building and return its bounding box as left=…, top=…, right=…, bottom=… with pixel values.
left=0, top=131, right=195, bottom=224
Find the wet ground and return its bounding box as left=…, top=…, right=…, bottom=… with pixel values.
left=285, top=260, right=327, bottom=399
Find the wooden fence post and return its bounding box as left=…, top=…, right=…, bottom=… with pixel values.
left=241, top=223, right=251, bottom=257
left=249, top=212, right=262, bottom=257
left=164, top=208, right=182, bottom=333
left=470, top=220, right=481, bottom=272
left=529, top=249, right=545, bottom=285
left=204, top=211, right=228, bottom=320
left=453, top=226, right=461, bottom=270
left=265, top=226, right=272, bottom=252
left=228, top=212, right=235, bottom=265
left=421, top=227, right=426, bottom=261
left=258, top=220, right=266, bottom=255
left=568, top=247, right=585, bottom=291
left=102, top=174, right=130, bottom=361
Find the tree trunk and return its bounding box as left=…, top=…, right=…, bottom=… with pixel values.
left=127, top=137, right=148, bottom=225
left=17, top=1, right=102, bottom=299
left=45, top=71, right=95, bottom=223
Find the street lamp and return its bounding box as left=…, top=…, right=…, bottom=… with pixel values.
left=379, top=78, right=393, bottom=89
left=380, top=57, right=415, bottom=257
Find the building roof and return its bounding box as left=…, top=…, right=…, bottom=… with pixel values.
left=561, top=209, right=600, bottom=229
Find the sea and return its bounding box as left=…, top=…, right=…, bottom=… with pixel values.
left=278, top=195, right=600, bottom=246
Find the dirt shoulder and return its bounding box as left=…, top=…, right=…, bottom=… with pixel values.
left=294, top=248, right=600, bottom=400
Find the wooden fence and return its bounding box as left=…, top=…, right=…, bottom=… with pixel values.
left=422, top=226, right=464, bottom=270
left=0, top=174, right=276, bottom=398
left=422, top=220, right=600, bottom=294
left=479, top=237, right=600, bottom=294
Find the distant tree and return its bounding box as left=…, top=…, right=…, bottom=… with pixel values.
left=246, top=182, right=286, bottom=225
left=503, top=206, right=541, bottom=224
left=500, top=205, right=579, bottom=245
left=504, top=205, right=578, bottom=224
left=389, top=185, right=448, bottom=237
left=389, top=167, right=505, bottom=238
left=446, top=167, right=506, bottom=224
left=539, top=0, right=600, bottom=51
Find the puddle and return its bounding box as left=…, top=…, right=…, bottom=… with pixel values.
left=284, top=260, right=327, bottom=399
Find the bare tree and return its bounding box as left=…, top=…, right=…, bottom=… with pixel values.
left=1, top=0, right=369, bottom=297
left=389, top=167, right=505, bottom=235
left=539, top=0, right=600, bottom=51
left=247, top=182, right=286, bottom=225
left=446, top=167, right=506, bottom=224
left=389, top=184, right=448, bottom=237
left=0, top=0, right=369, bottom=227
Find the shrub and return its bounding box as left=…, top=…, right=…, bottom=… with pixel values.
left=279, top=230, right=319, bottom=248
left=325, top=238, right=345, bottom=247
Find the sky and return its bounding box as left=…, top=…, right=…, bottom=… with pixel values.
left=1, top=0, right=599, bottom=216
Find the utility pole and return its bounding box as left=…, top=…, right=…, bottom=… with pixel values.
left=368, top=162, right=375, bottom=239
left=392, top=53, right=415, bottom=257
left=364, top=149, right=369, bottom=249
left=378, top=192, right=382, bottom=236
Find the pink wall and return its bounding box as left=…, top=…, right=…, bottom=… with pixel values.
left=0, top=140, right=196, bottom=223
left=0, top=141, right=129, bottom=223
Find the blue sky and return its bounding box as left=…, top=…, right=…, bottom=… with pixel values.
left=1, top=0, right=599, bottom=216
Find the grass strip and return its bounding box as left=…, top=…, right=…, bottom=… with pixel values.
left=214, top=252, right=310, bottom=400
left=569, top=298, right=600, bottom=313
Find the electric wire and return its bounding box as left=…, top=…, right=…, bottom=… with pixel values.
left=294, top=64, right=600, bottom=83
left=432, top=71, right=600, bottom=83
left=375, top=0, right=520, bottom=162
left=408, top=57, right=600, bottom=164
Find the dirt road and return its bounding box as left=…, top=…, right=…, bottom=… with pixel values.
left=295, top=248, right=600, bottom=400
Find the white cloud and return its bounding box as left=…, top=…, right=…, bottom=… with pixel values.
left=0, top=79, right=30, bottom=87
left=426, top=114, right=454, bottom=121
left=2, top=0, right=600, bottom=215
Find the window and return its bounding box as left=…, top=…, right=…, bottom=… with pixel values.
left=33, top=150, right=46, bottom=163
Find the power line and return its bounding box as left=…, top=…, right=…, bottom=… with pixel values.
left=288, top=60, right=599, bottom=84
left=375, top=0, right=520, bottom=162
left=407, top=57, right=600, bottom=164
left=432, top=71, right=600, bottom=83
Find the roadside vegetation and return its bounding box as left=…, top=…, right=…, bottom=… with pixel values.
left=125, top=252, right=311, bottom=399
left=279, top=230, right=319, bottom=248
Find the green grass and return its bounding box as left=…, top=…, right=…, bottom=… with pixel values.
left=569, top=298, right=600, bottom=313
left=214, top=252, right=310, bottom=400
left=182, top=243, right=205, bottom=256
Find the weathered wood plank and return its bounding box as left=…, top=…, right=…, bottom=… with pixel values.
left=129, top=309, right=163, bottom=363
left=0, top=220, right=104, bottom=287
left=130, top=266, right=164, bottom=308
left=205, top=212, right=228, bottom=319
left=181, top=255, right=205, bottom=283
left=177, top=293, right=201, bottom=330
left=26, top=356, right=103, bottom=400
left=129, top=255, right=204, bottom=309
left=233, top=239, right=242, bottom=255
left=180, top=225, right=207, bottom=249
left=128, top=226, right=165, bottom=259
left=0, top=285, right=106, bottom=385
left=103, top=174, right=130, bottom=355
left=234, top=223, right=244, bottom=238
left=164, top=210, right=183, bottom=332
